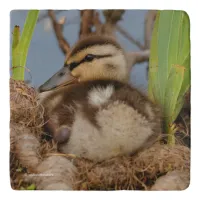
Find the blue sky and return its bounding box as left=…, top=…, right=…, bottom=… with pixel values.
left=10, top=10, right=148, bottom=93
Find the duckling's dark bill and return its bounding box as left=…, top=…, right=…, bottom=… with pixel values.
left=38, top=67, right=78, bottom=92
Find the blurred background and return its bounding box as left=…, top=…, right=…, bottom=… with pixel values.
left=10, top=10, right=156, bottom=93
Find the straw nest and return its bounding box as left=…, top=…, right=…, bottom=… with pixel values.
left=10, top=79, right=190, bottom=190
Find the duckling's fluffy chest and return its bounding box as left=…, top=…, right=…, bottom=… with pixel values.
left=41, top=80, right=162, bottom=161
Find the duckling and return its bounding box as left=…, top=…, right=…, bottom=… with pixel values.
left=38, top=35, right=162, bottom=162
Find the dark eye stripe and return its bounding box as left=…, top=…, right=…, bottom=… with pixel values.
left=67, top=54, right=112, bottom=71
left=69, top=62, right=79, bottom=71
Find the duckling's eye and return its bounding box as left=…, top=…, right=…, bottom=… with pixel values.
left=84, top=54, right=95, bottom=62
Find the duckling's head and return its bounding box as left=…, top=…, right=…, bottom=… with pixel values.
left=39, top=35, right=128, bottom=92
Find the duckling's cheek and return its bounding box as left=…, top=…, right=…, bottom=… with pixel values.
left=54, top=126, right=71, bottom=144
left=71, top=64, right=91, bottom=80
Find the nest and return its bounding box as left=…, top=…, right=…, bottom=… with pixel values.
left=10, top=79, right=190, bottom=190
left=10, top=79, right=44, bottom=130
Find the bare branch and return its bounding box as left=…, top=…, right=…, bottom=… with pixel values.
left=92, top=11, right=103, bottom=34
left=103, top=10, right=125, bottom=24
left=126, top=50, right=150, bottom=70
left=144, top=10, right=157, bottom=49
left=84, top=10, right=115, bottom=37
left=38, top=10, right=65, bottom=23
left=97, top=23, right=117, bottom=37
left=48, top=10, right=70, bottom=55
left=92, top=10, right=125, bottom=37
left=93, top=11, right=102, bottom=26
left=116, top=24, right=145, bottom=50
left=79, top=10, right=94, bottom=38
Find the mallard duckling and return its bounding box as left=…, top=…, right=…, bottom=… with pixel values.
left=38, top=35, right=162, bottom=162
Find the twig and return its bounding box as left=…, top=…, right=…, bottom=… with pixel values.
left=126, top=50, right=150, bottom=70
left=39, top=11, right=80, bottom=26
left=101, top=10, right=125, bottom=37
left=103, top=10, right=125, bottom=24
left=48, top=10, right=70, bottom=55
left=116, top=24, right=145, bottom=50
left=38, top=10, right=65, bottom=23
left=92, top=11, right=103, bottom=34
left=92, top=10, right=126, bottom=37
left=79, top=10, right=94, bottom=38
left=93, top=11, right=102, bottom=26
left=93, top=11, right=114, bottom=36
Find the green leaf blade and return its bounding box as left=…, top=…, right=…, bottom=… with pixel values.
left=148, top=10, right=190, bottom=143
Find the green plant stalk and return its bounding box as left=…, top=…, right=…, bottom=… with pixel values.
left=166, top=122, right=177, bottom=145
left=12, top=26, right=20, bottom=68
left=12, top=10, right=39, bottom=80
